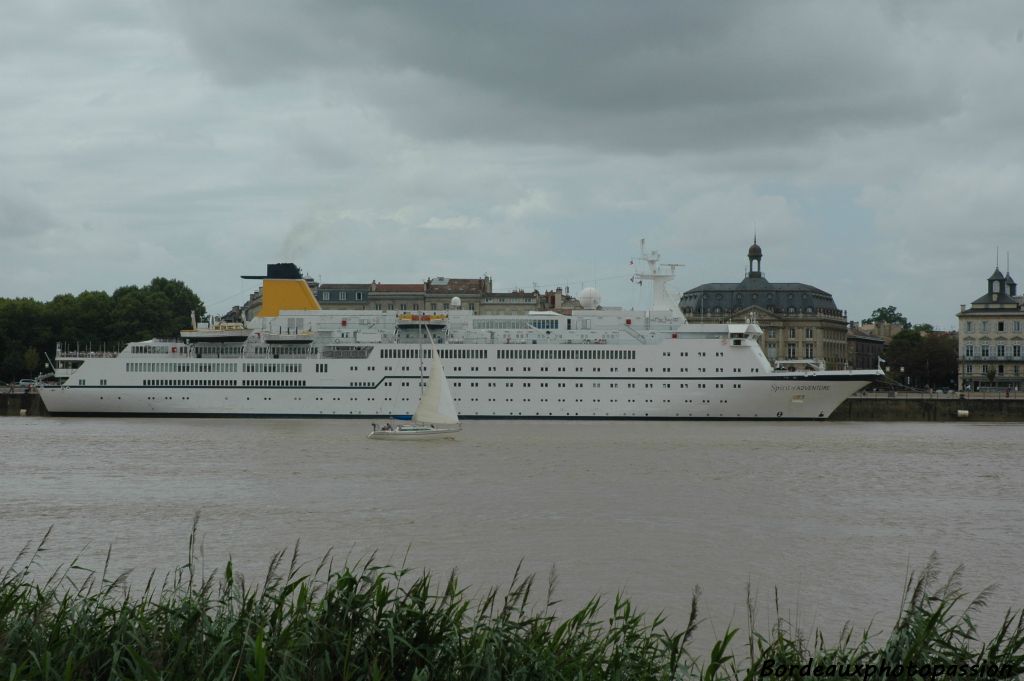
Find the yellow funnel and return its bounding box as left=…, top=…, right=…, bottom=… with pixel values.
left=259, top=279, right=321, bottom=317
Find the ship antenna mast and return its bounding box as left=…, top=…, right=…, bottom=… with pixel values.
left=632, top=239, right=683, bottom=314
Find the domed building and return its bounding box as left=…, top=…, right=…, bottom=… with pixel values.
left=679, top=240, right=851, bottom=368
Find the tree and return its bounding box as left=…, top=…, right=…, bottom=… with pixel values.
left=22, top=347, right=40, bottom=375
left=108, top=278, right=205, bottom=343
left=0, top=341, right=23, bottom=380
left=0, top=298, right=49, bottom=381
left=883, top=329, right=958, bottom=389
left=0, top=277, right=206, bottom=382
left=863, top=305, right=910, bottom=327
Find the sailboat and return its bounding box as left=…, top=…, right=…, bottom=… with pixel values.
left=368, top=336, right=461, bottom=440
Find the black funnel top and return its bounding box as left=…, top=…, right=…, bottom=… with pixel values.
left=241, top=263, right=303, bottom=280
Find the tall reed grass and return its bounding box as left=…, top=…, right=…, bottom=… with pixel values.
left=2, top=525, right=1022, bottom=680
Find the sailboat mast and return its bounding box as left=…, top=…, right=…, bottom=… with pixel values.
left=419, top=323, right=425, bottom=394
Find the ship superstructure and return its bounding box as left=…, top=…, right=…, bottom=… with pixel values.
left=40, top=248, right=881, bottom=419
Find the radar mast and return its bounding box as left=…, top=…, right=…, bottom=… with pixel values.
left=632, top=239, right=683, bottom=316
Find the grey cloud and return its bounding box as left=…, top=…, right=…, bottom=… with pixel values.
left=0, top=192, right=62, bottom=240
left=162, top=1, right=964, bottom=153
left=4, top=0, right=1023, bottom=328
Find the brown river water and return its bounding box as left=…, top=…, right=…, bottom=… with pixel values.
left=1, top=417, right=1022, bottom=645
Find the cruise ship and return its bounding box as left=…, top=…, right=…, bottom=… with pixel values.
left=39, top=247, right=882, bottom=419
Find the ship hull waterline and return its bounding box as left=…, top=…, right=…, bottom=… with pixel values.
left=39, top=374, right=874, bottom=421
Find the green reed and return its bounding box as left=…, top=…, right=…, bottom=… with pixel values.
left=2, top=525, right=1023, bottom=680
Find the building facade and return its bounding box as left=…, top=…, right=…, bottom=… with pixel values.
left=846, top=324, right=886, bottom=370
left=317, top=283, right=371, bottom=309
left=957, top=268, right=1024, bottom=391
left=679, top=241, right=850, bottom=369
left=239, top=273, right=578, bottom=320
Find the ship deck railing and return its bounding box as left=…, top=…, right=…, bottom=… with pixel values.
left=55, top=350, right=121, bottom=359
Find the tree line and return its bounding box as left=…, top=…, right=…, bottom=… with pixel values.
left=0, top=278, right=205, bottom=382
left=0, top=294, right=961, bottom=388
left=861, top=306, right=959, bottom=389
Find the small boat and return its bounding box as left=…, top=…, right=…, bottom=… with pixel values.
left=368, top=336, right=461, bottom=440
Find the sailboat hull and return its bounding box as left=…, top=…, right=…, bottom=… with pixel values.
left=367, top=425, right=461, bottom=440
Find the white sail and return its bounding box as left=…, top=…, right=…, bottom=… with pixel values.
left=413, top=350, right=460, bottom=425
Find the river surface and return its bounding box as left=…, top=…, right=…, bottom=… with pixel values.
left=1, top=417, right=1021, bottom=646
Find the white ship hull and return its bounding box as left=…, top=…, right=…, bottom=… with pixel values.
left=39, top=347, right=876, bottom=420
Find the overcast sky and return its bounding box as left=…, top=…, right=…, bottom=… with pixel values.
left=3, top=1, right=1023, bottom=328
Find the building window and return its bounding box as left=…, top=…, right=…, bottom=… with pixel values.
left=965, top=345, right=974, bottom=357
left=1015, top=321, right=1021, bottom=332
left=982, top=321, right=989, bottom=332
left=805, top=328, right=814, bottom=339
left=356, top=292, right=363, bottom=300
left=997, top=344, right=1006, bottom=358
left=981, top=345, right=990, bottom=358
left=998, top=321, right=1005, bottom=332
left=767, top=328, right=776, bottom=338
left=804, top=343, right=814, bottom=359
left=340, top=291, right=347, bottom=301
left=787, top=343, right=796, bottom=359
left=966, top=321, right=973, bottom=332
left=1014, top=345, right=1021, bottom=358
left=788, top=328, right=796, bottom=339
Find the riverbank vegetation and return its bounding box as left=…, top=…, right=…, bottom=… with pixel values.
left=1, top=532, right=1022, bottom=679
left=0, top=278, right=204, bottom=382
left=883, top=328, right=959, bottom=390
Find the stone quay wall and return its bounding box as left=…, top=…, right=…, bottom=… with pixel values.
left=829, top=392, right=1024, bottom=421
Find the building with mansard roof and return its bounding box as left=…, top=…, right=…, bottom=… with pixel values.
left=957, top=266, right=1024, bottom=391
left=678, top=241, right=850, bottom=369
left=238, top=272, right=579, bottom=320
